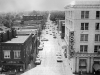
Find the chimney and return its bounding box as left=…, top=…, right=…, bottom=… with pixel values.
left=0, top=33, right=1, bottom=42
left=11, top=28, right=17, bottom=38
left=0, top=32, right=7, bottom=42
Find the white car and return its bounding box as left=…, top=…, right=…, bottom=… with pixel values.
left=57, top=56, right=63, bottom=62
left=38, top=46, right=43, bottom=50
left=35, top=57, right=41, bottom=65
left=41, top=38, right=48, bottom=41
left=35, top=59, right=41, bottom=65
left=56, top=52, right=62, bottom=56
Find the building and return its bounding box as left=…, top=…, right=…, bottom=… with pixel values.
left=65, top=0, right=100, bottom=74
left=0, top=27, right=35, bottom=71
left=22, top=15, right=45, bottom=30
left=16, top=28, right=40, bottom=57
left=58, top=20, right=65, bottom=39
left=0, top=26, right=39, bottom=72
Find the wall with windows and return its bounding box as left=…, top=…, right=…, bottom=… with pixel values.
left=65, top=7, right=100, bottom=54
left=74, top=20, right=100, bottom=53
left=73, top=7, right=100, bottom=53
left=65, top=0, right=100, bottom=74
left=74, top=9, right=100, bottom=19
left=1, top=45, right=22, bottom=60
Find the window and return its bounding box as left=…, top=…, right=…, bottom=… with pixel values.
left=95, top=23, right=100, bottom=30
left=94, top=45, right=100, bottom=52
left=81, top=11, right=89, bottom=19
left=3, top=50, right=11, bottom=59
left=96, top=11, right=100, bottom=19
left=14, top=50, right=21, bottom=59
left=79, top=59, right=87, bottom=69
left=81, top=23, right=89, bottom=30
left=95, top=34, right=100, bottom=42
left=80, top=45, right=88, bottom=52
left=80, top=34, right=88, bottom=41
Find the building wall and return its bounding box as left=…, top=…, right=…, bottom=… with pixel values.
left=74, top=8, right=100, bottom=53
left=65, top=2, right=100, bottom=74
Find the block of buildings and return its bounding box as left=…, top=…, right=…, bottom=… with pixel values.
left=0, top=27, right=37, bottom=72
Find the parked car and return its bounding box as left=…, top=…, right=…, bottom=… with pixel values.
left=50, top=33, right=52, bottom=35
left=56, top=52, right=62, bottom=56
left=41, top=38, right=48, bottom=41
left=38, top=46, right=43, bottom=50
left=57, top=56, right=63, bottom=62
left=35, top=57, right=41, bottom=65
left=53, top=36, right=56, bottom=38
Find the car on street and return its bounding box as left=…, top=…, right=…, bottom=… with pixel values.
left=57, top=56, right=63, bottom=62
left=50, top=34, right=52, bottom=35
left=53, top=36, right=56, bottom=38
left=38, top=46, right=43, bottom=50
left=41, top=38, right=48, bottom=41
left=35, top=58, right=41, bottom=65
left=56, top=52, right=62, bottom=56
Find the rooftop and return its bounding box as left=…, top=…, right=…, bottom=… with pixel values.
left=3, top=35, right=29, bottom=43
left=65, top=0, right=100, bottom=8
left=71, top=0, right=100, bottom=5
left=17, top=29, right=37, bottom=35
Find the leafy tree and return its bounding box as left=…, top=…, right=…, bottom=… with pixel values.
left=50, top=11, right=65, bottom=21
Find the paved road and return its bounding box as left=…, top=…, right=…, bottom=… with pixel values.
left=21, top=20, right=66, bottom=75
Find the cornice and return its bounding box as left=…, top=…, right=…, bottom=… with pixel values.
left=65, top=5, right=100, bottom=9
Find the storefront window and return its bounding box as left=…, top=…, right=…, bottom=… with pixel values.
left=79, top=59, right=87, bottom=69
left=14, top=50, right=21, bottom=59
left=3, top=50, right=11, bottom=59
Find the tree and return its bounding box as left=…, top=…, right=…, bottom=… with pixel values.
left=50, top=11, right=65, bottom=21
left=1, top=13, right=15, bottom=28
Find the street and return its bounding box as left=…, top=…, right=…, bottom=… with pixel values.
left=21, top=20, right=73, bottom=75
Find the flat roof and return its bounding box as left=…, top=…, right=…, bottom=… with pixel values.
left=65, top=0, right=100, bottom=8
left=70, top=0, right=100, bottom=5
left=17, top=29, right=37, bottom=35
left=3, top=35, right=29, bottom=43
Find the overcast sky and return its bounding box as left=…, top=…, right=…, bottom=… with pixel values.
left=0, top=0, right=99, bottom=13
left=0, top=0, right=73, bottom=12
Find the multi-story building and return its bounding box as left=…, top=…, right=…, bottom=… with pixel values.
left=0, top=26, right=38, bottom=72
left=65, top=0, right=100, bottom=74
left=22, top=15, right=44, bottom=30
left=16, top=28, right=40, bottom=57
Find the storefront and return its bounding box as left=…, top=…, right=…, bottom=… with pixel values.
left=61, top=40, right=67, bottom=58
left=79, top=59, right=87, bottom=73
left=93, top=58, right=100, bottom=74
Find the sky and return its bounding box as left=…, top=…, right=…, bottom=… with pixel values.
left=0, top=0, right=99, bottom=13
left=0, top=0, right=72, bottom=13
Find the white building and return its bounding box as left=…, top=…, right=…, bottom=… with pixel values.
left=65, top=0, right=100, bottom=74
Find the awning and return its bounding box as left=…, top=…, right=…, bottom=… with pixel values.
left=93, top=64, right=100, bottom=71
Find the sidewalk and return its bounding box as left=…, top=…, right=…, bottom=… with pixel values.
left=60, top=39, right=74, bottom=75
